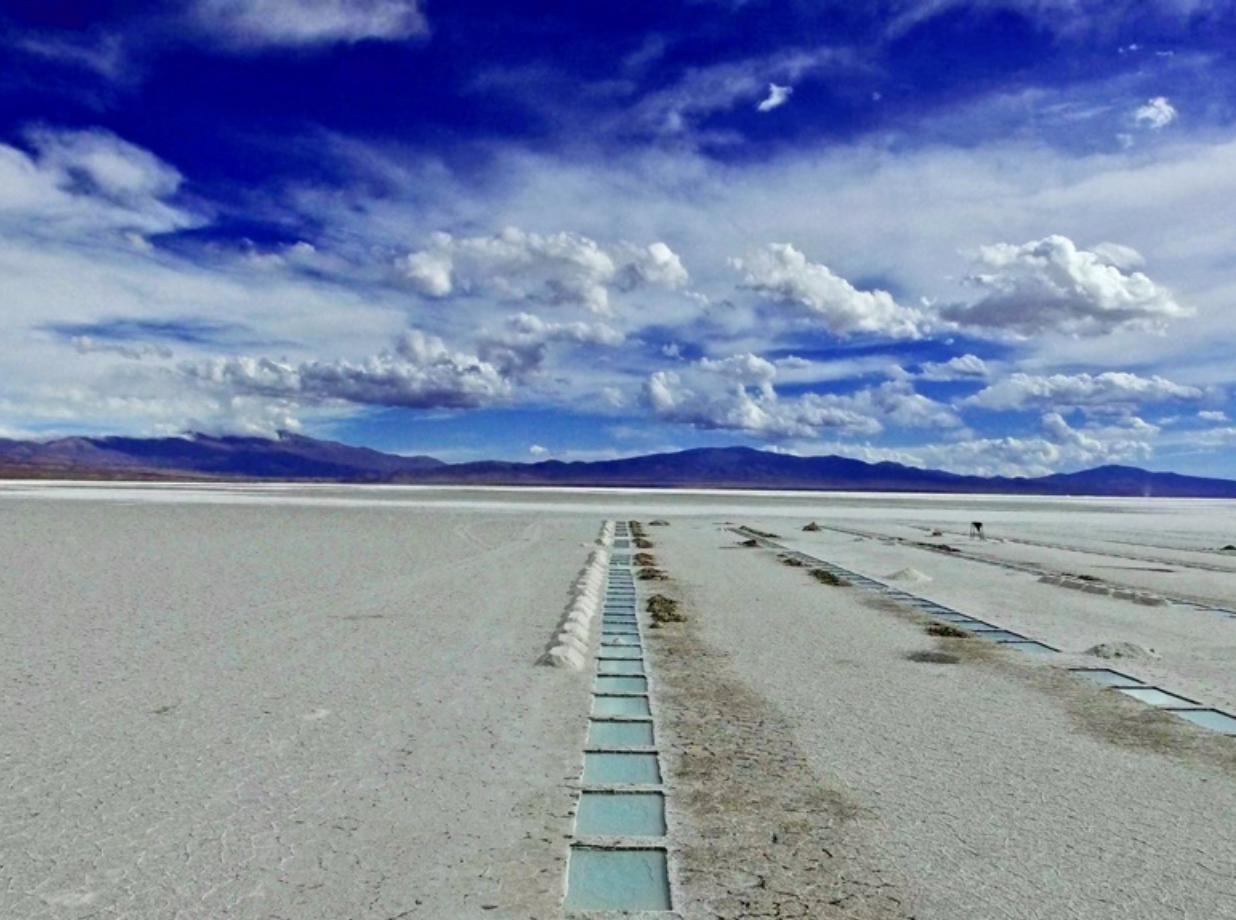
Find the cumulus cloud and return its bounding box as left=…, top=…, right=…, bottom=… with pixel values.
left=917, top=354, right=989, bottom=380
left=757, top=83, right=793, bottom=112
left=966, top=371, right=1202, bottom=411
left=398, top=228, right=688, bottom=315
left=619, top=241, right=690, bottom=290
left=730, top=243, right=923, bottom=338
left=193, top=0, right=427, bottom=48
left=644, top=369, right=879, bottom=439
left=476, top=312, right=624, bottom=381
left=1134, top=96, right=1178, bottom=129
left=925, top=411, right=1157, bottom=476
left=181, top=330, right=510, bottom=410
left=942, top=235, right=1190, bottom=336
left=809, top=411, right=1160, bottom=477
left=642, top=354, right=958, bottom=439
left=1198, top=409, right=1228, bottom=421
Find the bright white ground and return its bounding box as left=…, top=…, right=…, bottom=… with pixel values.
left=3, top=483, right=1236, bottom=919
left=0, top=488, right=598, bottom=919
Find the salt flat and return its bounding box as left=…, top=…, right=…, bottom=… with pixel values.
left=0, top=487, right=597, bottom=919
left=3, top=483, right=1236, bottom=919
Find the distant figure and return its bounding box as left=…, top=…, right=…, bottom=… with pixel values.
left=970, top=521, right=984, bottom=539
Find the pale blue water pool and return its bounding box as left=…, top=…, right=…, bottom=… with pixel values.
left=1071, top=668, right=1145, bottom=687
left=593, top=695, right=651, bottom=717
left=575, top=792, right=666, bottom=837
left=599, top=659, right=645, bottom=676
left=594, top=675, right=647, bottom=694
left=1115, top=686, right=1200, bottom=707
left=564, top=847, right=671, bottom=911
left=583, top=752, right=662, bottom=784
left=588, top=719, right=655, bottom=747
left=1169, top=708, right=1236, bottom=734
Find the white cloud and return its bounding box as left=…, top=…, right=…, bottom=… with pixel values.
left=1198, top=409, right=1228, bottom=421
left=1195, top=426, right=1236, bottom=446
left=15, top=33, right=131, bottom=84
left=966, top=371, right=1202, bottom=411
left=72, top=336, right=173, bottom=361
left=884, top=1, right=1223, bottom=41
left=0, top=129, right=197, bottom=238
left=942, top=235, right=1190, bottom=336
left=193, top=0, right=427, bottom=48
left=757, top=83, right=793, bottom=112
left=633, top=48, right=850, bottom=136
left=771, top=354, right=898, bottom=385
left=922, top=411, right=1158, bottom=476
left=796, top=411, right=1159, bottom=477
left=622, top=241, right=690, bottom=289
left=730, top=243, right=923, bottom=338
left=644, top=369, right=880, bottom=439
left=642, top=355, right=958, bottom=440
left=529, top=444, right=549, bottom=457
left=397, top=228, right=688, bottom=315
left=476, top=312, right=624, bottom=381
left=697, top=353, right=778, bottom=392
left=1135, top=96, right=1178, bottom=129
left=918, top=354, right=989, bottom=380
left=181, top=330, right=511, bottom=411
left=1090, top=241, right=1145, bottom=270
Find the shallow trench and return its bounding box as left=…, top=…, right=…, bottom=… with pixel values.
left=645, top=586, right=915, bottom=920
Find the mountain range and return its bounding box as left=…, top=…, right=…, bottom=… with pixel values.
left=2, top=432, right=1235, bottom=497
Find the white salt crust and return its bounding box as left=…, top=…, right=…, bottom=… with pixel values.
left=546, top=521, right=614, bottom=670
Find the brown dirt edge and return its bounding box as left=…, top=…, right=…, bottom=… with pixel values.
left=646, top=590, right=915, bottom=919
left=862, top=594, right=1236, bottom=777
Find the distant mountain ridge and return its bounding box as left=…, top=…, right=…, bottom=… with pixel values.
left=0, top=432, right=443, bottom=481
left=1, top=433, right=1235, bottom=497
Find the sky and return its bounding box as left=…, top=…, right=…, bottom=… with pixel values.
left=2, top=1, right=1236, bottom=477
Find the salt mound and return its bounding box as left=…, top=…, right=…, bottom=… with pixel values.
left=886, top=567, right=932, bottom=583
left=1084, top=641, right=1159, bottom=661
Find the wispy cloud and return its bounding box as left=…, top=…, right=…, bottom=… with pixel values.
left=1, top=128, right=198, bottom=239
left=965, top=371, right=1202, bottom=412
left=631, top=48, right=854, bottom=137
left=756, top=83, right=792, bottom=112
left=192, top=0, right=428, bottom=48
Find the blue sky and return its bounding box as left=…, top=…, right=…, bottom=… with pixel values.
left=3, top=1, right=1236, bottom=476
